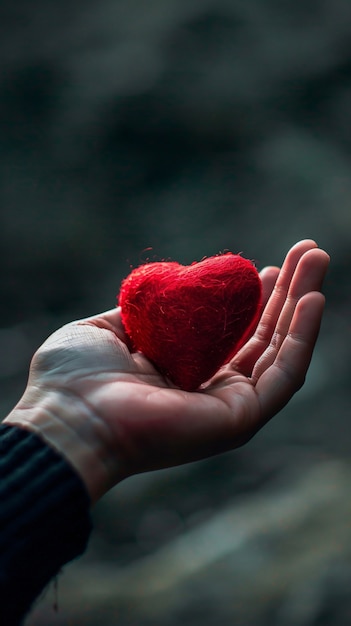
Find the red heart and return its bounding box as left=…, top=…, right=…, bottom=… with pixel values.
left=118, top=253, right=262, bottom=391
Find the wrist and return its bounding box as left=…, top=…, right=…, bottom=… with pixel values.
left=4, top=387, right=120, bottom=505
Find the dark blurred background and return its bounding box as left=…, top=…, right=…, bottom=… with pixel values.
left=1, top=1, right=351, bottom=624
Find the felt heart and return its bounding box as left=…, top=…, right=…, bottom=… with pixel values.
left=118, top=253, right=262, bottom=391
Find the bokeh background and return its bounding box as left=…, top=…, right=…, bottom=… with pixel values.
left=1, top=1, right=351, bottom=624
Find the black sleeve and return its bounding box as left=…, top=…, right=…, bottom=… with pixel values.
left=0, top=423, right=92, bottom=625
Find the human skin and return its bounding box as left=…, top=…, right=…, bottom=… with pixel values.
left=4, top=240, right=330, bottom=505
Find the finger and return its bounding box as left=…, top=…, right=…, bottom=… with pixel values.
left=253, top=239, right=318, bottom=336
left=232, top=239, right=319, bottom=376
left=251, top=248, right=330, bottom=381
left=255, top=291, right=325, bottom=426
left=260, top=266, right=280, bottom=309
left=76, top=307, right=132, bottom=347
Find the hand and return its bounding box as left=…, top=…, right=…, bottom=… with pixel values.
left=4, top=240, right=329, bottom=504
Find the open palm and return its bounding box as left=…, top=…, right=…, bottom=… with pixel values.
left=8, top=240, right=329, bottom=501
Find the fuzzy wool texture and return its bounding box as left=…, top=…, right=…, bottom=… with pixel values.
left=118, top=253, right=262, bottom=391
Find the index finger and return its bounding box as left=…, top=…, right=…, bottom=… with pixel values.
left=255, top=291, right=325, bottom=426
left=232, top=239, right=319, bottom=376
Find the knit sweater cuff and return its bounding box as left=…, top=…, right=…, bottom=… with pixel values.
left=0, top=423, right=92, bottom=625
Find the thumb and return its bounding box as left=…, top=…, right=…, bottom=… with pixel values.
left=77, top=307, right=132, bottom=349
